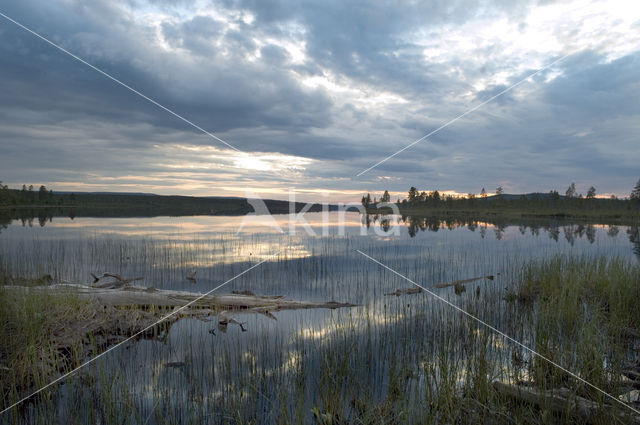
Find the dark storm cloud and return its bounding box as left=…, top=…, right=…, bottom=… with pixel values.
left=0, top=0, right=334, bottom=146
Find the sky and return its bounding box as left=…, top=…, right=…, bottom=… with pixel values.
left=0, top=0, right=639, bottom=202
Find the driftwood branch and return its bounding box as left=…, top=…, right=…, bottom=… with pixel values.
left=90, top=272, right=144, bottom=288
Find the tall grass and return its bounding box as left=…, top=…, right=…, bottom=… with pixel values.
left=0, top=285, right=89, bottom=422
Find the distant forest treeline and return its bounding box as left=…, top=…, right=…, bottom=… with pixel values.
left=363, top=179, right=640, bottom=221
left=0, top=184, right=252, bottom=215
left=0, top=183, right=325, bottom=218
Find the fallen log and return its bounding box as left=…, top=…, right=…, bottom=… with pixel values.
left=492, top=381, right=640, bottom=424
left=385, top=274, right=498, bottom=296
left=28, top=283, right=357, bottom=312
left=3, top=283, right=357, bottom=330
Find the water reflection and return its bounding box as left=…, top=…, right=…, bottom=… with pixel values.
left=3, top=211, right=367, bottom=236
left=362, top=214, right=640, bottom=259
left=0, top=208, right=56, bottom=230
left=2, top=212, right=640, bottom=262
left=628, top=226, right=640, bottom=257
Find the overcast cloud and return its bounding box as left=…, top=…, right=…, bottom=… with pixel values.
left=0, top=0, right=639, bottom=201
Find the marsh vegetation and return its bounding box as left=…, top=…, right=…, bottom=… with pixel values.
left=1, top=213, right=639, bottom=424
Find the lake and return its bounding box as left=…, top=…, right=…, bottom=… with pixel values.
left=1, top=212, right=639, bottom=423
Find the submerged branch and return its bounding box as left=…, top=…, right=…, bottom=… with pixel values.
left=385, top=274, right=499, bottom=296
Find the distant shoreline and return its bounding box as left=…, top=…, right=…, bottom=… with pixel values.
left=364, top=194, right=640, bottom=225
left=0, top=189, right=341, bottom=217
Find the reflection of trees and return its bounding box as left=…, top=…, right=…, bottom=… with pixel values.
left=404, top=216, right=443, bottom=237
left=370, top=214, right=628, bottom=249
left=628, top=226, right=640, bottom=259
left=408, top=221, right=417, bottom=238
left=38, top=212, right=48, bottom=227
left=4, top=209, right=56, bottom=228
left=563, top=226, right=575, bottom=246
left=362, top=213, right=372, bottom=229
left=0, top=215, right=8, bottom=235
left=585, top=225, right=596, bottom=244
